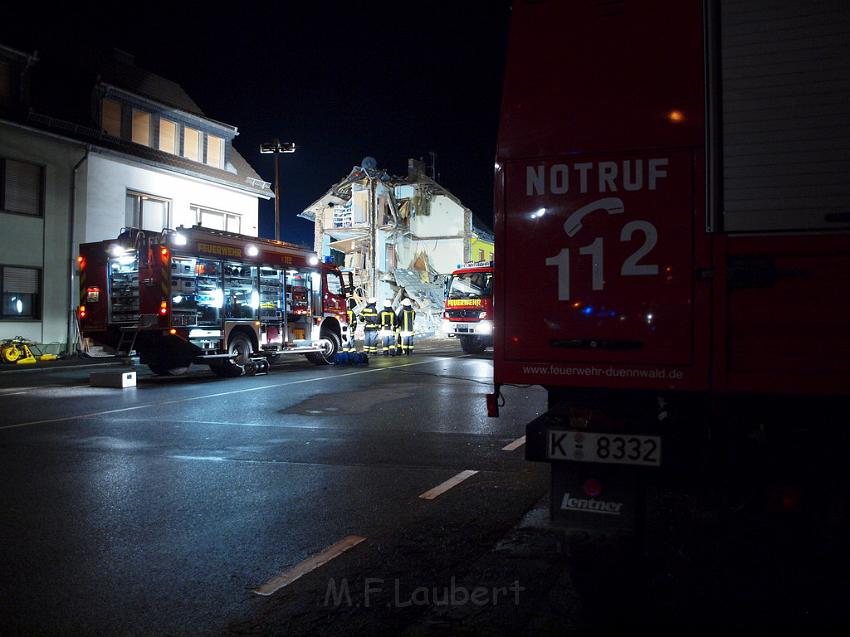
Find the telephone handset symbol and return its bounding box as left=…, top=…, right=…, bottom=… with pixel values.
left=563, top=197, right=625, bottom=237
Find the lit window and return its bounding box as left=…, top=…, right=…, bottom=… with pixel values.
left=192, top=205, right=240, bottom=233
left=159, top=119, right=177, bottom=154
left=1, top=265, right=40, bottom=319
left=127, top=191, right=172, bottom=231
left=101, top=99, right=122, bottom=137
left=184, top=127, right=201, bottom=161
left=206, top=135, right=224, bottom=168
left=1, top=158, right=43, bottom=216
left=132, top=109, right=151, bottom=146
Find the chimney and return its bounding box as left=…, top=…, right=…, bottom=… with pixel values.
left=113, top=49, right=136, bottom=66
left=407, top=158, right=427, bottom=180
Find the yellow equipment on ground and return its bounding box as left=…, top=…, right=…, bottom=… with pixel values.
left=0, top=337, right=57, bottom=365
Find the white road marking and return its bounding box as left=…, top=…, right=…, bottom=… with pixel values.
left=0, top=356, right=463, bottom=431
left=502, top=436, right=526, bottom=451
left=418, top=470, right=479, bottom=500
left=254, top=535, right=367, bottom=596
left=169, top=455, right=226, bottom=462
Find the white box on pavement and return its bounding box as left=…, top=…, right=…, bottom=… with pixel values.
left=90, top=369, right=137, bottom=388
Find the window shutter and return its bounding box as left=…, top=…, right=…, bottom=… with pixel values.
left=3, top=267, right=38, bottom=293
left=4, top=160, right=41, bottom=215
left=184, top=128, right=200, bottom=161
left=206, top=135, right=223, bottom=168
left=159, top=119, right=177, bottom=154
left=102, top=99, right=122, bottom=137
left=132, top=110, right=151, bottom=146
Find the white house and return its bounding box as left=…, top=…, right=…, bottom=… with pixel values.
left=0, top=45, right=272, bottom=351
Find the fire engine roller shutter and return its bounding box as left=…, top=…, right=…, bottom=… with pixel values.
left=719, top=0, right=850, bottom=232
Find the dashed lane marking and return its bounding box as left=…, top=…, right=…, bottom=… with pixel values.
left=418, top=470, right=479, bottom=500
left=253, top=535, right=367, bottom=596
left=502, top=436, right=526, bottom=451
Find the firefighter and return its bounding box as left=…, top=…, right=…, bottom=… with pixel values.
left=379, top=299, right=398, bottom=356
left=361, top=297, right=380, bottom=354
left=397, top=298, right=416, bottom=355
left=343, top=297, right=358, bottom=352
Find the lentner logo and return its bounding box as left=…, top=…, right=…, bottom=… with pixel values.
left=561, top=493, right=624, bottom=515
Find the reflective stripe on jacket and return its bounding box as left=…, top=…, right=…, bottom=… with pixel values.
left=380, top=310, right=397, bottom=328
left=361, top=305, right=380, bottom=329
left=397, top=308, right=416, bottom=332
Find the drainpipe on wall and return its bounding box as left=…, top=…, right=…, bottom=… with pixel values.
left=67, top=147, right=90, bottom=355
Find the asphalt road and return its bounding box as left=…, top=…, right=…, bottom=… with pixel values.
left=0, top=340, right=549, bottom=635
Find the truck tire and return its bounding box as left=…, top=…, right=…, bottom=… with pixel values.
left=306, top=332, right=340, bottom=365
left=211, top=333, right=252, bottom=377
left=460, top=335, right=487, bottom=354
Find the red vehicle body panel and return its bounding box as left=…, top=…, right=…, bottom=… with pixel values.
left=493, top=0, right=849, bottom=398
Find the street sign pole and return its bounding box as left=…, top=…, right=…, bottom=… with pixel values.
left=259, top=140, right=296, bottom=242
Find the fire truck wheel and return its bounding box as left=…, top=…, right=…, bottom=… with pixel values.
left=306, top=332, right=340, bottom=365
left=460, top=335, right=487, bottom=354
left=211, top=333, right=253, bottom=377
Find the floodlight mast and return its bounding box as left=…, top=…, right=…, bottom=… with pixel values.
left=259, top=139, right=296, bottom=241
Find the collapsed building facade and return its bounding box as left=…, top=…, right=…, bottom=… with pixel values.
left=299, top=158, right=493, bottom=335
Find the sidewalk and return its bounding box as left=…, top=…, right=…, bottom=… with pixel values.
left=0, top=353, right=125, bottom=375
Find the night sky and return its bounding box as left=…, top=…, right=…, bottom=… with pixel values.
left=3, top=2, right=512, bottom=247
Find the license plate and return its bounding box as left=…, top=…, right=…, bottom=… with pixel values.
left=547, top=431, right=661, bottom=467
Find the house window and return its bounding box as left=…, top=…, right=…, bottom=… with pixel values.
left=1, top=158, right=43, bottom=216
left=184, top=127, right=201, bottom=161
left=126, top=191, right=171, bottom=231
left=1, top=265, right=40, bottom=319
left=206, top=135, right=223, bottom=168
left=192, top=205, right=240, bottom=233
left=132, top=109, right=151, bottom=146
left=385, top=243, right=397, bottom=271
left=478, top=249, right=485, bottom=262
left=159, top=119, right=177, bottom=154
left=101, top=99, right=122, bottom=137
left=489, top=252, right=494, bottom=262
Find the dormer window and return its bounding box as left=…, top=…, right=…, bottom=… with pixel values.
left=206, top=135, right=223, bottom=169
left=159, top=119, right=177, bottom=154
left=101, top=98, right=121, bottom=137
left=131, top=109, right=151, bottom=146
left=184, top=127, right=201, bottom=161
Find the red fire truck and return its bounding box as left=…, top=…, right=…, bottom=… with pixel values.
left=78, top=226, right=350, bottom=376
left=441, top=261, right=494, bottom=354
left=493, top=1, right=850, bottom=530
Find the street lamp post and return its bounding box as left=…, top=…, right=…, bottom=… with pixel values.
left=259, top=139, right=296, bottom=241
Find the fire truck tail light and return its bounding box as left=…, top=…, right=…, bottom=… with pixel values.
left=79, top=305, right=86, bottom=318
left=159, top=300, right=168, bottom=315
left=160, top=247, right=169, bottom=257
left=169, top=329, right=177, bottom=335
left=77, top=256, right=85, bottom=269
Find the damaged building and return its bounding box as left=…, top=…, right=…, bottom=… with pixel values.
left=299, top=158, right=493, bottom=335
